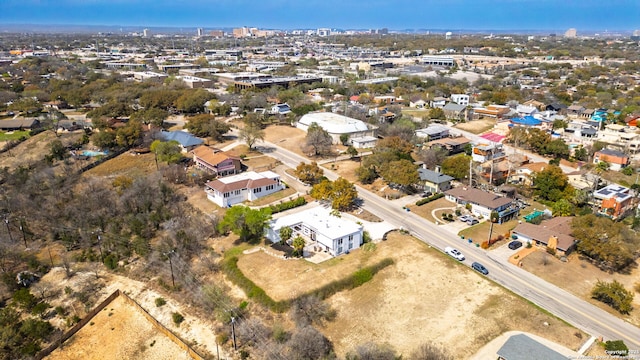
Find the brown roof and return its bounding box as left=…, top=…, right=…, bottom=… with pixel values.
left=445, top=187, right=513, bottom=209
left=192, top=145, right=240, bottom=167
left=512, top=217, right=576, bottom=251
left=205, top=177, right=276, bottom=193
left=521, top=162, right=547, bottom=172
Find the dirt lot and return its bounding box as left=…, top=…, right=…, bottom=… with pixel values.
left=263, top=125, right=308, bottom=156
left=84, top=152, right=157, bottom=179
left=454, top=119, right=496, bottom=134
left=238, top=233, right=586, bottom=357
left=47, top=295, right=194, bottom=360
left=0, top=131, right=82, bottom=170
left=521, top=251, right=640, bottom=327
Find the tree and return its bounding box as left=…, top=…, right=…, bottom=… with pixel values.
left=591, top=280, right=634, bottom=314
left=375, top=136, right=414, bottom=160
left=310, top=178, right=358, bottom=210
left=239, top=121, right=265, bottom=150
left=218, top=206, right=272, bottom=243
left=441, top=154, right=471, bottom=180
left=428, top=107, right=445, bottom=120
left=331, top=178, right=358, bottom=210
left=175, top=89, right=214, bottom=114
left=290, top=295, right=336, bottom=327
left=294, top=162, right=324, bottom=185
left=116, top=119, right=143, bottom=148
left=339, top=133, right=350, bottom=145
left=279, top=226, right=292, bottom=245
left=410, top=342, right=454, bottom=360
left=292, top=236, right=305, bottom=257
left=8, top=97, right=42, bottom=114
left=48, top=139, right=68, bottom=161
left=533, top=165, right=573, bottom=202
left=304, top=122, right=333, bottom=156
left=380, top=159, right=419, bottom=188
left=150, top=140, right=183, bottom=164
left=574, top=146, right=588, bottom=161
left=347, top=342, right=397, bottom=360
left=139, top=89, right=180, bottom=110
left=346, top=146, right=359, bottom=159
left=544, top=139, right=569, bottom=158
left=551, top=198, right=573, bottom=216
left=91, top=130, right=117, bottom=149
left=287, top=326, right=332, bottom=360
left=572, top=214, right=637, bottom=272
left=185, top=114, right=230, bottom=140
left=130, top=107, right=168, bottom=127
left=417, top=147, right=447, bottom=170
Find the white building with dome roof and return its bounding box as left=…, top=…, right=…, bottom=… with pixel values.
left=296, top=112, right=377, bottom=144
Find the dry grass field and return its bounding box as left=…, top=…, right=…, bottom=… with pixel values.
left=47, top=295, right=195, bottom=360
left=237, top=233, right=586, bottom=357
left=521, top=251, right=640, bottom=327
left=0, top=131, right=83, bottom=170
left=454, top=119, right=496, bottom=134
left=83, top=152, right=157, bottom=178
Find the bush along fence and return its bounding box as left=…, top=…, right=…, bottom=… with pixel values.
left=77, top=148, right=127, bottom=174
left=416, top=193, right=445, bottom=206
left=222, top=254, right=394, bottom=313
left=269, top=196, right=307, bottom=214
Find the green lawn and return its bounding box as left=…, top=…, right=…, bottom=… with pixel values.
left=0, top=130, right=30, bottom=141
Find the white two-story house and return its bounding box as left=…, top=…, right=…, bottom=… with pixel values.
left=205, top=171, right=283, bottom=207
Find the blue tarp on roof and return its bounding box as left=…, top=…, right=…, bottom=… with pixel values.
left=510, top=115, right=541, bottom=126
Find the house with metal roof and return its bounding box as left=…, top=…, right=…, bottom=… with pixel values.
left=204, top=171, right=283, bottom=207
left=158, top=130, right=204, bottom=152
left=297, top=112, right=376, bottom=144
left=415, top=124, right=449, bottom=141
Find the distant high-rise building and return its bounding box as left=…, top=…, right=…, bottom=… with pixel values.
left=317, top=28, right=330, bottom=37
left=445, top=31, right=452, bottom=40
left=632, top=30, right=640, bottom=41
left=233, top=27, right=250, bottom=38
left=564, top=28, right=577, bottom=38
left=197, top=28, right=203, bottom=37
left=143, top=28, right=150, bottom=38
left=209, top=30, right=224, bottom=37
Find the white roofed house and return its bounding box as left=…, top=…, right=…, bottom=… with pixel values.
left=265, top=206, right=363, bottom=257
left=297, top=112, right=377, bottom=145
left=204, top=171, right=283, bottom=207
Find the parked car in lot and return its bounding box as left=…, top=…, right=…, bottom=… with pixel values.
left=467, top=218, right=479, bottom=225
left=421, top=191, right=433, bottom=198
left=445, top=246, right=465, bottom=261
left=508, top=240, right=523, bottom=250
left=472, top=262, right=489, bottom=275
left=458, top=215, right=472, bottom=222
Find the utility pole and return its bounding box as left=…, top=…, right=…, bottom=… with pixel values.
left=4, top=217, right=13, bottom=243
left=164, top=250, right=176, bottom=288
left=469, top=156, right=473, bottom=187
left=19, top=219, right=26, bottom=248
left=231, top=317, right=237, bottom=350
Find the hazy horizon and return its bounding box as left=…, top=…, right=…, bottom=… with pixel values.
left=1, top=0, right=639, bottom=33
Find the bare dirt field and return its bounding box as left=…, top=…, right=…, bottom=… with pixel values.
left=84, top=152, right=157, bottom=178
left=454, top=119, right=496, bottom=134
left=521, top=251, right=640, bottom=326
left=47, top=295, right=194, bottom=360
left=238, top=233, right=586, bottom=357
left=263, top=125, right=308, bottom=156
left=322, top=233, right=586, bottom=358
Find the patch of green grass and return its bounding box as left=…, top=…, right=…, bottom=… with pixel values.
left=0, top=130, right=30, bottom=141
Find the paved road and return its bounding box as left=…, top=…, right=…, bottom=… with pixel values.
left=260, top=140, right=640, bottom=349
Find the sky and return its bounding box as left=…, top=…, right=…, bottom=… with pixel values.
left=1, top=0, right=639, bottom=32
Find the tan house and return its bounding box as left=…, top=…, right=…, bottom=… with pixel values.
left=511, top=217, right=577, bottom=256
left=191, top=145, right=242, bottom=176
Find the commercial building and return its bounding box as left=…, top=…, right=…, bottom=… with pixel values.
left=297, top=112, right=376, bottom=144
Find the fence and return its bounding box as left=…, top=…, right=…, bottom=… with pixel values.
left=36, top=289, right=205, bottom=360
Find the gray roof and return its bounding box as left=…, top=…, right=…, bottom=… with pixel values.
left=443, top=103, right=466, bottom=112
left=0, top=118, right=39, bottom=129
left=418, top=168, right=454, bottom=184
left=416, top=124, right=449, bottom=136
left=596, top=148, right=626, bottom=158
left=497, top=334, right=567, bottom=360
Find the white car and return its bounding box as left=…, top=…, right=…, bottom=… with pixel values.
left=445, top=246, right=465, bottom=261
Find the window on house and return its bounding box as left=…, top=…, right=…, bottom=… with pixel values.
left=235, top=190, right=241, bottom=195
left=223, top=192, right=229, bottom=198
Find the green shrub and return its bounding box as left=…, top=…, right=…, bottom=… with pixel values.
left=269, top=197, right=307, bottom=214
left=604, top=340, right=628, bottom=356
left=591, top=280, right=634, bottom=314
left=172, top=312, right=184, bottom=326
left=103, top=253, right=118, bottom=270
left=416, top=193, right=445, bottom=206
left=155, top=297, right=166, bottom=307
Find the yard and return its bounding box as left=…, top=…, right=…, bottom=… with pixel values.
left=454, top=118, right=496, bottom=134
left=238, top=232, right=586, bottom=358
left=521, top=251, right=640, bottom=327
left=0, top=130, right=29, bottom=141
left=84, top=152, right=157, bottom=178
left=0, top=131, right=83, bottom=170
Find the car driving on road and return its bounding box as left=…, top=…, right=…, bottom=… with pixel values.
left=472, top=262, right=489, bottom=275
left=445, top=246, right=465, bottom=261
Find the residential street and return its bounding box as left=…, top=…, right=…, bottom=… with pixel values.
left=260, top=139, right=640, bottom=350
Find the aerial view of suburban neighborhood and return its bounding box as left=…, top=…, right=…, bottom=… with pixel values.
left=2, top=0, right=640, bottom=359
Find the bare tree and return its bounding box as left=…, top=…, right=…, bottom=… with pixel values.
left=410, top=342, right=453, bottom=360
left=348, top=342, right=398, bottom=360
left=287, top=326, right=333, bottom=360
left=289, top=295, right=337, bottom=327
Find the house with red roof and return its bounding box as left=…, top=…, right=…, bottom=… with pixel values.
left=191, top=145, right=242, bottom=176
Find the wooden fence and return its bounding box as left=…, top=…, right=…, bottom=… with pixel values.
left=36, top=289, right=205, bottom=360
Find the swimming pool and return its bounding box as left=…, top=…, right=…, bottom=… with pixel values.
left=82, top=150, right=108, bottom=157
